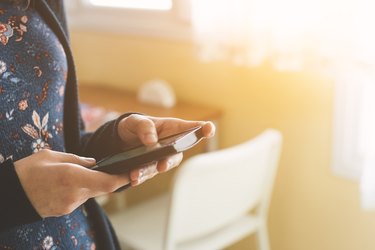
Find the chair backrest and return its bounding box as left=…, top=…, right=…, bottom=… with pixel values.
left=164, top=129, right=282, bottom=248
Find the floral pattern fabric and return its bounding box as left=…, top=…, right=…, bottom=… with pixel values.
left=0, top=2, right=96, bottom=249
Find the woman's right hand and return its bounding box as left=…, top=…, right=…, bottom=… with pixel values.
left=13, top=149, right=130, bottom=218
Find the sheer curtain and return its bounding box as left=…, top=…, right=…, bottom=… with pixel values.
left=190, top=0, right=375, bottom=208
left=357, top=73, right=375, bottom=209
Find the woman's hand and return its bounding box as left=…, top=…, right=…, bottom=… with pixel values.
left=117, top=114, right=216, bottom=186
left=14, top=149, right=130, bottom=218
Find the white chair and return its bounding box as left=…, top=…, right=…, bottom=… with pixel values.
left=109, top=129, right=283, bottom=250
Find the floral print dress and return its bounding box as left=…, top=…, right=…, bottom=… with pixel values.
left=0, top=2, right=96, bottom=249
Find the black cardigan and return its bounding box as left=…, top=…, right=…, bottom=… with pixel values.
left=0, top=1, right=125, bottom=249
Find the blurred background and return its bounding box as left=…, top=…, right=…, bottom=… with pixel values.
left=67, top=0, right=375, bottom=249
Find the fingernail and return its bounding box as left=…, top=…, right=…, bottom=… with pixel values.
left=81, top=157, right=96, bottom=162
left=139, top=168, right=145, bottom=178
left=138, top=168, right=145, bottom=183
left=144, top=133, right=158, bottom=144
left=167, top=159, right=174, bottom=170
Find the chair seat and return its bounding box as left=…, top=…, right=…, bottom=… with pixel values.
left=109, top=194, right=170, bottom=250
left=178, top=214, right=260, bottom=250
left=109, top=194, right=260, bottom=250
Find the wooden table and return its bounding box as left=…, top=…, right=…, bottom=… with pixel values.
left=79, top=84, right=221, bottom=151
left=78, top=84, right=222, bottom=209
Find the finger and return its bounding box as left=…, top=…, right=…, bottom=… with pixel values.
left=152, top=118, right=216, bottom=138
left=201, top=121, right=216, bottom=138
left=123, top=114, right=158, bottom=145
left=129, top=162, right=158, bottom=186
left=41, top=150, right=96, bottom=167
left=70, top=166, right=131, bottom=195
left=157, top=153, right=183, bottom=173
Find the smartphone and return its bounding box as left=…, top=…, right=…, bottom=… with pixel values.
left=91, top=126, right=205, bottom=174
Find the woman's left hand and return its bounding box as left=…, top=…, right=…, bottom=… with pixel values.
left=117, top=114, right=216, bottom=186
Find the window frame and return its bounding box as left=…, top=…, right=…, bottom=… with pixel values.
left=66, top=0, right=192, bottom=40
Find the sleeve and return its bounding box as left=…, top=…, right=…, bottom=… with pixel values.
left=79, top=113, right=136, bottom=160
left=0, top=160, right=41, bottom=233
left=78, top=113, right=138, bottom=192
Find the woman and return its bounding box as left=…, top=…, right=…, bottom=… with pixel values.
left=0, top=0, right=215, bottom=249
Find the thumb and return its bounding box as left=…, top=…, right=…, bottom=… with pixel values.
left=55, top=151, right=96, bottom=168
left=120, top=114, right=158, bottom=145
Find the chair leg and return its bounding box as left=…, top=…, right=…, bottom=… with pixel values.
left=256, top=222, right=270, bottom=250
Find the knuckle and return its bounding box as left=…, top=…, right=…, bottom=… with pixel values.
left=67, top=153, right=80, bottom=162
left=126, top=114, right=144, bottom=125
left=39, top=148, right=51, bottom=156
left=136, top=118, right=153, bottom=131
left=127, top=114, right=141, bottom=120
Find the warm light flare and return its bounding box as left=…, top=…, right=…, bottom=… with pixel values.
left=192, top=0, right=375, bottom=70
left=88, top=0, right=172, bottom=11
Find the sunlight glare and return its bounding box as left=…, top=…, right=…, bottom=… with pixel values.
left=88, top=0, right=172, bottom=11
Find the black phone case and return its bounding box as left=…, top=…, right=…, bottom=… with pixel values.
left=91, top=126, right=204, bottom=174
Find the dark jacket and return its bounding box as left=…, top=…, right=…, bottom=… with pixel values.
left=0, top=1, right=125, bottom=249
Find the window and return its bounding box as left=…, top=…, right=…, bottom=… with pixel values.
left=332, top=70, right=375, bottom=209
left=66, top=0, right=191, bottom=39
left=332, top=70, right=375, bottom=180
